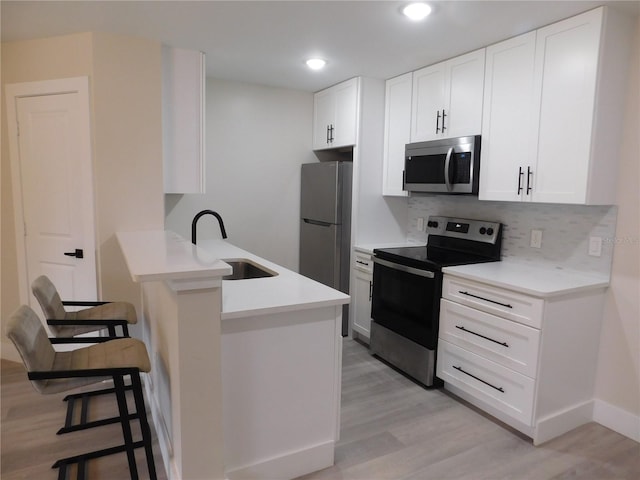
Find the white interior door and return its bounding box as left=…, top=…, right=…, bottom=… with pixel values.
left=7, top=78, right=97, bottom=310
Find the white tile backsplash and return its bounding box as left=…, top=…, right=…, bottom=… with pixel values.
left=407, top=195, right=617, bottom=276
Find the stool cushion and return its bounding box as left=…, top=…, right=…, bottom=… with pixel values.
left=7, top=305, right=150, bottom=395
left=45, top=338, right=151, bottom=394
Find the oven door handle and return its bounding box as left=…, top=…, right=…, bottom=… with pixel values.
left=373, top=257, right=435, bottom=279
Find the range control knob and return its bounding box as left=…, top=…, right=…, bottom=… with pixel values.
left=428, top=220, right=439, bottom=228
left=479, top=227, right=487, bottom=235
left=487, top=227, right=494, bottom=236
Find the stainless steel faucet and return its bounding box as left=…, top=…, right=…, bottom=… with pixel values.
left=191, top=210, right=227, bottom=244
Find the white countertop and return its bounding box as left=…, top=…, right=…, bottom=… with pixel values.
left=117, top=230, right=231, bottom=283
left=198, top=239, right=350, bottom=320
left=442, top=260, right=609, bottom=298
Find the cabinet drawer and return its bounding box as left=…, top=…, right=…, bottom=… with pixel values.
left=353, top=252, right=373, bottom=273
left=442, top=276, right=544, bottom=329
left=437, top=340, right=534, bottom=426
left=439, top=299, right=540, bottom=378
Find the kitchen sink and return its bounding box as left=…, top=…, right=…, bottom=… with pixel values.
left=221, top=258, right=278, bottom=280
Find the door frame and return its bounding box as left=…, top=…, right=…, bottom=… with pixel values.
left=5, top=76, right=98, bottom=306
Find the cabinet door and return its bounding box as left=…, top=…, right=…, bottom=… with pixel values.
left=352, top=268, right=373, bottom=338
left=382, top=73, right=412, bottom=196
left=313, top=88, right=334, bottom=150
left=445, top=49, right=485, bottom=138
left=163, top=47, right=205, bottom=194
left=332, top=77, right=359, bottom=148
left=531, top=8, right=601, bottom=204
left=411, top=63, right=445, bottom=142
left=479, top=32, right=537, bottom=202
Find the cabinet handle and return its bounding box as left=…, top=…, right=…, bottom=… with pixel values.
left=455, top=325, right=509, bottom=347
left=458, top=290, right=513, bottom=309
left=526, top=166, right=533, bottom=195
left=356, top=260, right=370, bottom=266
left=436, top=110, right=441, bottom=134
left=453, top=365, right=505, bottom=393
left=369, top=281, right=373, bottom=301
left=441, top=109, right=447, bottom=132
left=326, top=125, right=330, bottom=144
left=517, top=167, right=524, bottom=195
left=329, top=124, right=335, bottom=143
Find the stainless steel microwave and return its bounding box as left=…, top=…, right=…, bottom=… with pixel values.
left=403, top=135, right=481, bottom=194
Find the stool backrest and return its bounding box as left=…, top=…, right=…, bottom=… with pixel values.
left=6, top=305, right=57, bottom=393
left=31, top=275, right=67, bottom=333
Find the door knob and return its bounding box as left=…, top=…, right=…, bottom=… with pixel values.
left=64, top=249, right=84, bottom=259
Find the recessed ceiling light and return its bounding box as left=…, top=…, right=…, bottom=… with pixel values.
left=306, top=58, right=327, bottom=70
left=403, top=2, right=432, bottom=21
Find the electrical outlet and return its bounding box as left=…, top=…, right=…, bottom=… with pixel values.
left=589, top=236, right=602, bottom=257
left=530, top=229, right=543, bottom=249
left=417, top=217, right=424, bottom=231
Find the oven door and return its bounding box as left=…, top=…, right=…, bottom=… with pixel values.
left=371, top=257, right=442, bottom=350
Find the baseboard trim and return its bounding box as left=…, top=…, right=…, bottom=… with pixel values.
left=593, top=399, right=640, bottom=443
left=225, top=441, right=335, bottom=480
left=534, top=400, right=593, bottom=445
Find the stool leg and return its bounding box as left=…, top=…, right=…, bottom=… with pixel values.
left=114, top=374, right=139, bottom=480
left=131, top=371, right=157, bottom=480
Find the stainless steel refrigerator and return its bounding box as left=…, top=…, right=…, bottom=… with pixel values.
left=299, top=161, right=352, bottom=335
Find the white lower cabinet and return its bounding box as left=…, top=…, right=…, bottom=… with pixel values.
left=438, top=340, right=535, bottom=426
left=437, top=274, right=605, bottom=445
left=351, top=251, right=373, bottom=340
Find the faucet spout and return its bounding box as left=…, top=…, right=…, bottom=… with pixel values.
left=192, top=210, right=227, bottom=244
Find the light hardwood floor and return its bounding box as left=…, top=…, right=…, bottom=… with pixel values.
left=2, top=339, right=639, bottom=479
left=298, top=339, right=640, bottom=480
left=1, top=358, right=167, bottom=480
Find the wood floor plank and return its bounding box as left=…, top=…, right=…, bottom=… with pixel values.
left=1, top=359, right=165, bottom=480
left=300, top=339, right=640, bottom=480
left=3, top=340, right=639, bottom=480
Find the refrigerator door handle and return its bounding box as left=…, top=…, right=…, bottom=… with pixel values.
left=303, top=218, right=334, bottom=227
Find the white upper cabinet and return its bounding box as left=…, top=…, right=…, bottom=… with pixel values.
left=163, top=46, right=205, bottom=194
left=480, top=7, right=633, bottom=204
left=313, top=77, right=359, bottom=150
left=382, top=72, right=412, bottom=197
left=531, top=8, right=604, bottom=204
left=411, top=49, right=485, bottom=142
left=479, top=31, right=537, bottom=202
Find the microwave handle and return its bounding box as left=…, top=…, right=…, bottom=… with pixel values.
left=444, top=147, right=454, bottom=192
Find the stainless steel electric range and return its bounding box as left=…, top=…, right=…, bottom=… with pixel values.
left=370, top=216, right=503, bottom=387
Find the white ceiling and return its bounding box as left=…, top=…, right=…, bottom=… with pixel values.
left=2, top=1, right=638, bottom=92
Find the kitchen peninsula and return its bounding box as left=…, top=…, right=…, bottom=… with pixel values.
left=117, top=230, right=349, bottom=480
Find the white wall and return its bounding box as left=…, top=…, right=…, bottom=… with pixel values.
left=594, top=16, right=640, bottom=429
left=1, top=33, right=164, bottom=356
left=165, top=78, right=316, bottom=271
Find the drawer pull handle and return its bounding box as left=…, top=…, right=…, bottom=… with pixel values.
left=356, top=260, right=369, bottom=266
left=459, top=291, right=513, bottom=309
left=453, top=365, right=505, bottom=393
left=455, top=325, right=509, bottom=347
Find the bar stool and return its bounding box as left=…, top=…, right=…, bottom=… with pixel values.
left=31, top=275, right=136, bottom=341
left=6, top=304, right=157, bottom=480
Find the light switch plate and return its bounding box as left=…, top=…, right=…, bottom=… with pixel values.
left=530, top=229, right=543, bottom=248
left=417, top=217, right=424, bottom=231
left=589, top=236, right=603, bottom=257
